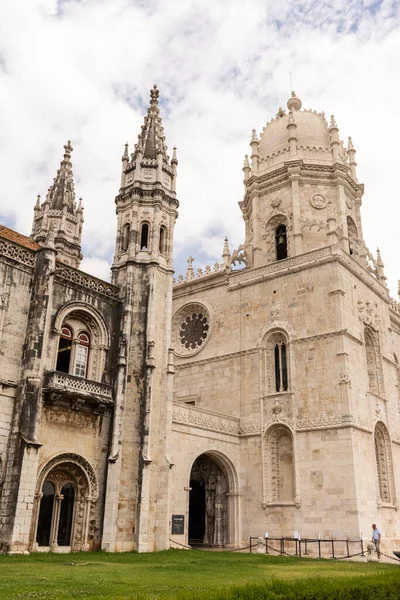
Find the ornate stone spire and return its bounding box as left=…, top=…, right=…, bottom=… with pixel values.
left=47, top=141, right=76, bottom=212
left=250, top=129, right=259, bottom=171
left=131, top=85, right=169, bottom=164
left=329, top=115, right=340, bottom=161
left=243, top=154, right=251, bottom=180
left=31, top=141, right=83, bottom=269
left=347, top=136, right=358, bottom=182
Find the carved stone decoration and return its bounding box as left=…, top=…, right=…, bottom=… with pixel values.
left=364, top=326, right=384, bottom=396
left=143, top=169, right=154, bottom=180
left=172, top=302, right=212, bottom=357
left=270, top=196, right=281, bottom=210
left=357, top=300, right=380, bottom=329
left=264, top=425, right=295, bottom=505
left=190, top=454, right=228, bottom=546
left=272, top=399, right=283, bottom=421
left=374, top=422, right=395, bottom=505
left=310, top=193, right=327, bottom=209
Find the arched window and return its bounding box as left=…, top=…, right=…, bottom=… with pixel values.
left=266, top=426, right=295, bottom=503
left=264, top=330, right=290, bottom=394
left=36, top=481, right=55, bottom=547
left=375, top=422, right=395, bottom=504
left=56, top=327, right=73, bottom=374
left=56, top=326, right=90, bottom=379
left=57, top=484, right=75, bottom=546
left=159, top=225, right=167, bottom=255
left=54, top=305, right=110, bottom=383
left=275, top=225, right=287, bottom=260
left=140, top=223, right=149, bottom=250
left=347, top=217, right=358, bottom=257
left=74, top=333, right=90, bottom=378
left=274, top=340, right=288, bottom=392
left=121, top=223, right=130, bottom=252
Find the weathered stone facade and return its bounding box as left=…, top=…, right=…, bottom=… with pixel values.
left=1, top=88, right=400, bottom=555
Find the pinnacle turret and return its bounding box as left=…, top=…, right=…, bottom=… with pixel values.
left=31, top=141, right=83, bottom=268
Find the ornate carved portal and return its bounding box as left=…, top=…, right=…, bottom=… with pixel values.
left=189, top=455, right=228, bottom=547
left=31, top=454, right=98, bottom=552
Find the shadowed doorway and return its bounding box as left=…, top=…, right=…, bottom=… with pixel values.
left=188, top=478, right=205, bottom=544
left=188, top=454, right=228, bottom=547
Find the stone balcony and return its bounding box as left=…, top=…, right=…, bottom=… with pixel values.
left=43, top=371, right=114, bottom=412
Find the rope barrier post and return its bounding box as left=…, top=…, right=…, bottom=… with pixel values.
left=249, top=537, right=252, bottom=553
left=346, top=538, right=349, bottom=558
left=318, top=539, right=321, bottom=559
left=304, top=538, right=308, bottom=555
left=265, top=532, right=269, bottom=554
left=282, top=537, right=285, bottom=556
left=361, top=539, right=364, bottom=557
left=331, top=539, right=335, bottom=559
left=299, top=537, right=302, bottom=558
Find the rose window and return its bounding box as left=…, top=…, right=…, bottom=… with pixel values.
left=173, top=303, right=212, bottom=357
left=179, top=313, right=209, bottom=350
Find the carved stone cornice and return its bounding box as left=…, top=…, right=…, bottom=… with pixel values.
left=292, top=328, right=364, bottom=346
left=296, top=411, right=372, bottom=432
left=174, top=347, right=258, bottom=369
left=228, top=246, right=389, bottom=302
left=54, top=264, right=120, bottom=301
left=0, top=238, right=35, bottom=268
left=172, top=402, right=239, bottom=436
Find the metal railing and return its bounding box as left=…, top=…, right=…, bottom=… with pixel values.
left=249, top=536, right=365, bottom=559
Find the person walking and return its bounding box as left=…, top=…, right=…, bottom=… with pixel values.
left=372, top=524, right=381, bottom=559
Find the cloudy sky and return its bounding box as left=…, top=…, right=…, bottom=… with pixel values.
left=1, top=0, right=399, bottom=295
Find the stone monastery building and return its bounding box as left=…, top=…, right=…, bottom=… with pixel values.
left=1, top=86, right=400, bottom=555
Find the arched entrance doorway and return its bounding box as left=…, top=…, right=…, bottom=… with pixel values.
left=188, top=453, right=237, bottom=547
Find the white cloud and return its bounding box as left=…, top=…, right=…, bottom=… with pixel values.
left=0, top=0, right=400, bottom=294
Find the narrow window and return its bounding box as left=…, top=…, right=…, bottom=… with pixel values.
left=36, top=481, right=55, bottom=546
left=57, top=484, right=75, bottom=546
left=121, top=223, right=130, bottom=252
left=159, top=226, right=167, bottom=255
left=274, top=341, right=288, bottom=392
left=275, top=225, right=287, bottom=260
left=140, top=223, right=149, bottom=250
left=74, top=332, right=90, bottom=378
left=56, top=327, right=72, bottom=373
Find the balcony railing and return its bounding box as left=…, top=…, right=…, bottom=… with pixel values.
left=44, top=371, right=113, bottom=407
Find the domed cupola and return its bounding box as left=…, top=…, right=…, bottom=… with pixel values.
left=240, top=92, right=365, bottom=271
left=255, top=92, right=348, bottom=173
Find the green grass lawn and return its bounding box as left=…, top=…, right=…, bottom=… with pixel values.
left=0, top=549, right=399, bottom=600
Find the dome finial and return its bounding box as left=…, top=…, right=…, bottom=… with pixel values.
left=287, top=90, right=302, bottom=112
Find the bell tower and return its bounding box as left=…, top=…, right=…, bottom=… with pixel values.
left=103, top=86, right=179, bottom=552
left=31, top=141, right=83, bottom=268
left=112, top=85, right=178, bottom=277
